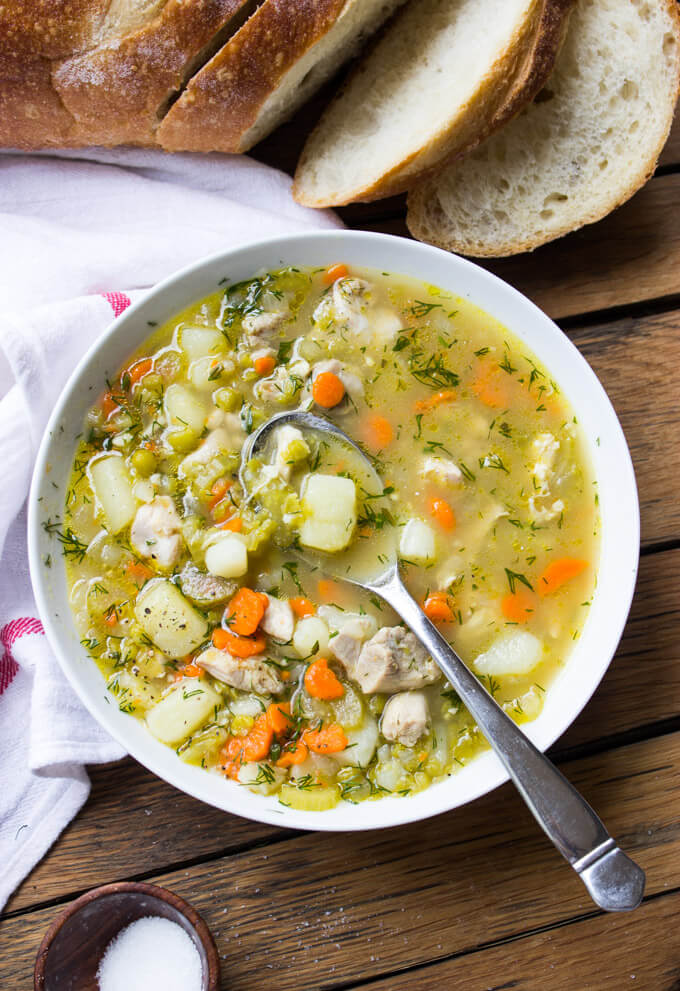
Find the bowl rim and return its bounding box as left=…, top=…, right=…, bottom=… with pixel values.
left=27, top=228, right=640, bottom=831
left=33, top=880, right=220, bottom=990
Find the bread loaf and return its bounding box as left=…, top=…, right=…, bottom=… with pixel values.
left=293, top=0, right=574, bottom=206
left=0, top=0, right=258, bottom=148
left=407, top=0, right=680, bottom=256
left=158, top=0, right=408, bottom=154
left=0, top=0, right=406, bottom=152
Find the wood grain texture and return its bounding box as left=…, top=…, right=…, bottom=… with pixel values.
left=349, top=888, right=680, bottom=991
left=3, top=733, right=679, bottom=990
left=557, top=547, right=680, bottom=750
left=4, top=756, right=286, bottom=915
left=571, top=308, right=680, bottom=547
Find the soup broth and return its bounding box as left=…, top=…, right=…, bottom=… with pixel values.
left=55, top=264, right=599, bottom=810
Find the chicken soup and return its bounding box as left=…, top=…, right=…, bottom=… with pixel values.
left=51, top=263, right=598, bottom=810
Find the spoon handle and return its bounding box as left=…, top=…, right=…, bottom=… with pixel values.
left=377, top=575, right=645, bottom=912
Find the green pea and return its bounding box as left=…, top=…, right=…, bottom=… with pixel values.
left=166, top=427, right=199, bottom=453
left=130, top=448, right=157, bottom=476
left=213, top=387, right=241, bottom=412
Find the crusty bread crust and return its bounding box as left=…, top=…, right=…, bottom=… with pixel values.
left=157, top=0, right=351, bottom=154
left=292, top=0, right=574, bottom=206
left=407, top=0, right=680, bottom=256
left=53, top=0, right=254, bottom=147
left=0, top=1, right=109, bottom=59
left=0, top=0, right=254, bottom=149
left=0, top=0, right=108, bottom=147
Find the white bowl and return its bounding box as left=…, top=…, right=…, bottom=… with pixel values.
left=28, top=230, right=639, bottom=831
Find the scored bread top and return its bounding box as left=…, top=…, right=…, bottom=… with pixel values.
left=157, top=0, right=406, bottom=154
left=292, top=0, right=573, bottom=206
left=406, top=0, right=680, bottom=256
left=0, top=0, right=257, bottom=148
left=52, top=0, right=256, bottom=147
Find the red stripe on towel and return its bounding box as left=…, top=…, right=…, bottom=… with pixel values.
left=102, top=291, right=132, bottom=317
left=0, top=617, right=44, bottom=694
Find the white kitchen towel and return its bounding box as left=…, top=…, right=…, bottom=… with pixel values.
left=0, top=147, right=341, bottom=911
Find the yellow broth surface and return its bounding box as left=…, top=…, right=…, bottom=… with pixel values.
left=53, top=264, right=599, bottom=810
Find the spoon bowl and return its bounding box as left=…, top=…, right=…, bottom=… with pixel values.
left=242, top=409, right=646, bottom=913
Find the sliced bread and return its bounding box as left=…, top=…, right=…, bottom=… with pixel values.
left=407, top=0, right=680, bottom=256
left=293, top=0, right=574, bottom=206
left=158, top=0, right=408, bottom=154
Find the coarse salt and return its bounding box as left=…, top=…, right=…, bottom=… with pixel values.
left=97, top=915, right=203, bottom=991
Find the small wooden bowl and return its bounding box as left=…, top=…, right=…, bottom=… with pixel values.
left=34, top=881, right=220, bottom=990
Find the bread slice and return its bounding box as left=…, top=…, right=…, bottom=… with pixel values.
left=51, top=0, right=258, bottom=147
left=157, top=0, right=408, bottom=154
left=407, top=0, right=680, bottom=257
left=293, top=0, right=574, bottom=206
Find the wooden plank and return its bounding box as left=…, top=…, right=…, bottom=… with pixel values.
left=559, top=547, right=680, bottom=750
left=4, top=758, right=286, bottom=914
left=571, top=308, right=680, bottom=548
left=2, top=732, right=680, bottom=990
left=6, top=307, right=679, bottom=915
left=351, top=888, right=680, bottom=991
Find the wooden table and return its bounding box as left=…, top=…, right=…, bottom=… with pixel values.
left=2, top=102, right=680, bottom=990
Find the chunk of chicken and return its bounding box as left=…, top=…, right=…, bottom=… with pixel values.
left=528, top=432, right=565, bottom=522
left=130, top=496, right=182, bottom=569
left=421, top=456, right=463, bottom=486
left=351, top=626, right=440, bottom=694
left=313, top=278, right=370, bottom=336
left=313, top=278, right=401, bottom=346
left=178, top=427, right=231, bottom=478
left=260, top=595, right=295, bottom=643
left=381, top=692, right=429, bottom=747
left=241, top=309, right=287, bottom=349
left=272, top=424, right=309, bottom=483
left=197, top=647, right=284, bottom=695
left=329, top=616, right=378, bottom=671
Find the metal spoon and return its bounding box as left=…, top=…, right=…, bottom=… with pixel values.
left=242, top=410, right=645, bottom=912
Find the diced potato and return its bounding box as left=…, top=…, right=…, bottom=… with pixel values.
left=334, top=715, right=379, bottom=768
left=399, top=518, right=436, bottom=565
left=238, top=761, right=286, bottom=795
left=300, top=474, right=357, bottom=553
left=164, top=383, right=207, bottom=433
left=107, top=669, right=159, bottom=714
left=135, top=580, right=209, bottom=656
left=189, top=356, right=221, bottom=392
left=473, top=631, right=543, bottom=676
left=179, top=326, right=226, bottom=361
left=146, top=680, right=220, bottom=746
left=204, top=534, right=248, bottom=578
left=89, top=454, right=138, bottom=534
left=279, top=782, right=340, bottom=811
left=293, top=616, right=330, bottom=657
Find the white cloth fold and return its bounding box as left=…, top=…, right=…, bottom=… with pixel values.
left=0, top=148, right=341, bottom=910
